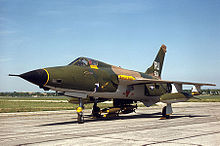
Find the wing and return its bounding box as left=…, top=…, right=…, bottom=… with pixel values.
left=120, top=77, right=216, bottom=87
left=119, top=76, right=215, bottom=94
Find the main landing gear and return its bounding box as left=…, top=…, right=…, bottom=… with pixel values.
left=92, top=101, right=101, bottom=118
left=161, top=103, right=173, bottom=120
left=76, top=98, right=84, bottom=124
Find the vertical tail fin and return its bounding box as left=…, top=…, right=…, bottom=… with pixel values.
left=145, top=44, right=167, bottom=79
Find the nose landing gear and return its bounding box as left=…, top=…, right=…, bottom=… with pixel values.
left=77, top=98, right=84, bottom=124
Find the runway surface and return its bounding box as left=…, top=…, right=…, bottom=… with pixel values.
left=1, top=102, right=220, bottom=146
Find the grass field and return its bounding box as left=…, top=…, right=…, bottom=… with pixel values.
left=0, top=95, right=220, bottom=113
left=0, top=96, right=113, bottom=113
left=188, top=95, right=220, bottom=102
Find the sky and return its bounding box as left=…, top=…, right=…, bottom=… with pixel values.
left=0, top=0, right=220, bottom=92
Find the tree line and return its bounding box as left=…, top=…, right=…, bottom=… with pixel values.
left=0, top=92, right=57, bottom=97
left=0, top=89, right=220, bottom=97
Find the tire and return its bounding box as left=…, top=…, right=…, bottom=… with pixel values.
left=162, top=106, right=171, bottom=119
left=162, top=106, right=167, bottom=117
left=92, top=106, right=101, bottom=118
left=77, top=112, right=84, bottom=124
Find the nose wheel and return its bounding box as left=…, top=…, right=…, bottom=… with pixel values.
left=77, top=110, right=84, bottom=123
left=76, top=98, right=84, bottom=124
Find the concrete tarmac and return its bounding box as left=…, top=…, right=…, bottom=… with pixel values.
left=1, top=102, right=220, bottom=146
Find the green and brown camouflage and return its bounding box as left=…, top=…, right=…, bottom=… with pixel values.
left=45, top=63, right=119, bottom=92
left=160, top=92, right=193, bottom=103
left=145, top=44, right=166, bottom=79
left=43, top=45, right=165, bottom=93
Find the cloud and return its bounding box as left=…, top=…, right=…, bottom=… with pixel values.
left=55, top=27, right=73, bottom=33
left=0, top=57, right=13, bottom=63
left=0, top=30, right=16, bottom=35
left=37, top=10, right=64, bottom=16
left=0, top=17, right=8, bottom=21
left=36, top=2, right=152, bottom=17
left=74, top=2, right=152, bottom=15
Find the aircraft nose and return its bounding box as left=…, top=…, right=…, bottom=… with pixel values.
left=19, top=69, right=49, bottom=87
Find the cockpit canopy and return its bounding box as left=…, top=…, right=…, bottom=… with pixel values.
left=68, top=57, right=111, bottom=68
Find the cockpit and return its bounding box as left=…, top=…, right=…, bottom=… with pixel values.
left=68, top=57, right=98, bottom=67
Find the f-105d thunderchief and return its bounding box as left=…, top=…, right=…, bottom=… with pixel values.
left=10, top=45, right=215, bottom=123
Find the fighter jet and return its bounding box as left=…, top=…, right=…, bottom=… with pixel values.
left=9, top=45, right=215, bottom=123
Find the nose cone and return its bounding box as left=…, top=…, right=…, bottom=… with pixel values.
left=19, top=69, right=49, bottom=87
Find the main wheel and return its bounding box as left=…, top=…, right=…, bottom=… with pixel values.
left=162, top=106, right=166, bottom=117
left=162, top=106, right=170, bottom=119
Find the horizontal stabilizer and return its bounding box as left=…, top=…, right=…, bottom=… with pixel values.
left=160, top=92, right=193, bottom=103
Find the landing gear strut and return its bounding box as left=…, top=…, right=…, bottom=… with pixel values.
left=92, top=101, right=101, bottom=118
left=76, top=98, right=84, bottom=124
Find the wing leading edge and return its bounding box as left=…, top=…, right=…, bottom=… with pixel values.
left=120, top=77, right=216, bottom=87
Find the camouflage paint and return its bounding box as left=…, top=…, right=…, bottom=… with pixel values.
left=42, top=45, right=168, bottom=97
left=145, top=44, right=166, bottom=79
